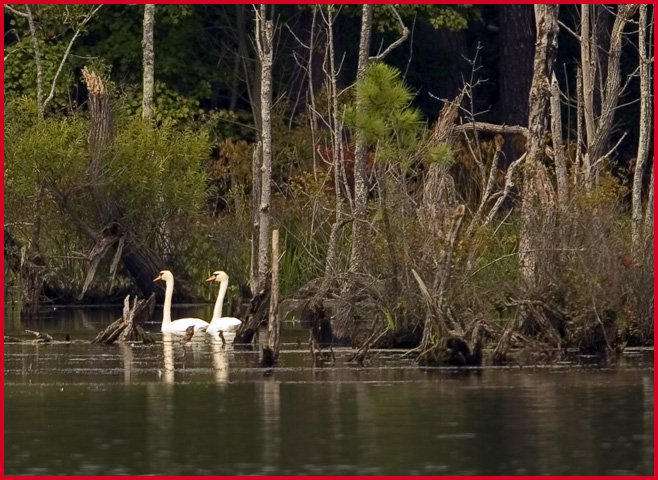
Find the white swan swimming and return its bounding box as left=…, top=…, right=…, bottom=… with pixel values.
left=205, top=270, right=242, bottom=343
left=153, top=270, right=209, bottom=335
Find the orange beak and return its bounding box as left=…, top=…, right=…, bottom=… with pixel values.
left=206, top=275, right=216, bottom=282
left=153, top=275, right=162, bottom=282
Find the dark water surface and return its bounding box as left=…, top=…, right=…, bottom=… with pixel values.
left=4, top=305, right=654, bottom=475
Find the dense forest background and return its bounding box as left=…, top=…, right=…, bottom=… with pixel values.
left=4, top=5, right=653, bottom=360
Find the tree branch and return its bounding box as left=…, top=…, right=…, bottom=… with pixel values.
left=4, top=4, right=28, bottom=18
left=368, top=5, right=409, bottom=62
left=454, top=121, right=529, bottom=138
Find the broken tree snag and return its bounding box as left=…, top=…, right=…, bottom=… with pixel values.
left=235, top=276, right=271, bottom=345
left=82, top=66, right=113, bottom=177
left=92, top=294, right=155, bottom=345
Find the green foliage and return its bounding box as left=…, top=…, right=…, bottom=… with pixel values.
left=4, top=37, right=74, bottom=111
left=374, top=4, right=480, bottom=33
left=4, top=99, right=87, bottom=197
left=346, top=62, right=423, bottom=162
left=4, top=4, right=103, bottom=111
left=109, top=118, right=211, bottom=225
left=425, top=141, right=455, bottom=165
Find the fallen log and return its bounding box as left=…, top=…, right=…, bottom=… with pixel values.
left=92, top=294, right=156, bottom=345
left=25, top=329, right=53, bottom=342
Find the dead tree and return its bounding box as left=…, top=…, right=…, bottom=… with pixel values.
left=298, top=5, right=343, bottom=355
left=254, top=4, right=274, bottom=291
left=519, top=5, right=559, bottom=291
left=632, top=4, right=653, bottom=254
left=92, top=294, right=155, bottom=344
left=579, top=5, right=639, bottom=188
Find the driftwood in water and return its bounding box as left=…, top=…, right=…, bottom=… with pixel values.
left=348, top=322, right=385, bottom=366
left=92, top=294, right=155, bottom=345
left=25, top=329, right=53, bottom=342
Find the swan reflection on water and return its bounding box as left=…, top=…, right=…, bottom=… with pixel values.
left=159, top=332, right=234, bottom=384
left=211, top=335, right=231, bottom=384
left=162, top=333, right=175, bottom=383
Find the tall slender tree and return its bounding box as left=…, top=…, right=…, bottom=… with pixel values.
left=142, top=4, right=155, bottom=120
left=632, top=4, right=652, bottom=253
left=334, top=4, right=373, bottom=339
left=254, top=4, right=274, bottom=291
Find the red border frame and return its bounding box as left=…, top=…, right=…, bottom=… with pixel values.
left=1, top=2, right=655, bottom=478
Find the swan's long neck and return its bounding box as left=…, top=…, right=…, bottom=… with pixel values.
left=162, top=278, right=174, bottom=326
left=212, top=279, right=228, bottom=320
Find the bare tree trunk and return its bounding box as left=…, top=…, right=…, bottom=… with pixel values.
left=550, top=72, right=569, bottom=211
left=142, top=4, right=155, bottom=120
left=250, top=142, right=262, bottom=291
left=644, top=163, right=654, bottom=241
left=83, top=67, right=116, bottom=223
left=575, top=67, right=585, bottom=185
left=580, top=5, right=596, bottom=149
left=255, top=4, right=274, bottom=289
left=268, top=229, right=280, bottom=358
left=632, top=4, right=652, bottom=253
left=519, top=5, right=559, bottom=291
left=334, top=4, right=373, bottom=340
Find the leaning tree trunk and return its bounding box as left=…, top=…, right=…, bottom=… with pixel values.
left=519, top=5, right=559, bottom=292
left=142, top=4, right=155, bottom=120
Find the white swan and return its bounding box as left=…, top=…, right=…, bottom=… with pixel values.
left=205, top=270, right=242, bottom=343
left=153, top=270, right=209, bottom=335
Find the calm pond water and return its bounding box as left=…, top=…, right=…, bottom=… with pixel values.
left=4, top=305, right=654, bottom=475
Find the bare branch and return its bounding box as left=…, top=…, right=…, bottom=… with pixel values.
left=454, top=121, right=529, bottom=138
left=4, top=4, right=28, bottom=18
left=484, top=153, right=526, bottom=226
left=368, top=5, right=409, bottom=62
